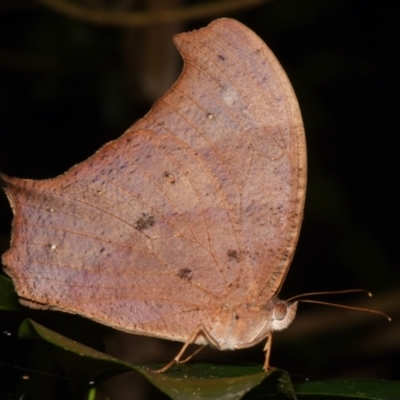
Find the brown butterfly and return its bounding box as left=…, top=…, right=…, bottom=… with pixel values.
left=1, top=18, right=306, bottom=371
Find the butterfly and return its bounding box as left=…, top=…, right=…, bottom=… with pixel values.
left=1, top=18, right=306, bottom=371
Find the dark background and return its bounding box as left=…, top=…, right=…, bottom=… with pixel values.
left=0, top=1, right=399, bottom=399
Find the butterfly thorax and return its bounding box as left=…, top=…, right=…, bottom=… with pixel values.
left=205, top=297, right=298, bottom=350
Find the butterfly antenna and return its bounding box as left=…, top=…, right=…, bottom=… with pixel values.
left=297, top=299, right=391, bottom=321
left=286, top=289, right=391, bottom=321
left=287, top=288, right=371, bottom=302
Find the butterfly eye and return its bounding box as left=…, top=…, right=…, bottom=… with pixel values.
left=274, top=302, right=288, bottom=321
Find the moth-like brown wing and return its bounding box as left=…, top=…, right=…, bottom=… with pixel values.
left=2, top=19, right=306, bottom=343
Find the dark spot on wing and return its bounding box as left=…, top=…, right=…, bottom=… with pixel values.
left=227, top=249, right=239, bottom=261
left=134, top=213, right=155, bottom=231
left=178, top=268, right=192, bottom=280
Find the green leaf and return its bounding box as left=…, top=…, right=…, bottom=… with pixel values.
left=138, top=364, right=296, bottom=400
left=17, top=319, right=297, bottom=399
left=295, top=378, right=400, bottom=399
left=19, top=319, right=133, bottom=395
left=0, top=274, right=22, bottom=311
left=17, top=319, right=400, bottom=399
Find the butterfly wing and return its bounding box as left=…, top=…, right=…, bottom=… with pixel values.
left=2, top=19, right=306, bottom=344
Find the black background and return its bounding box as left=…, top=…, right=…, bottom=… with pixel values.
left=0, top=1, right=399, bottom=399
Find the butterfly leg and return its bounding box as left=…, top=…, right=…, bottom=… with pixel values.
left=152, top=324, right=219, bottom=373
left=262, top=334, right=272, bottom=371
left=177, top=344, right=206, bottom=364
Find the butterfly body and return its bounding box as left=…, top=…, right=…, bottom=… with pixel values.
left=198, top=298, right=298, bottom=350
